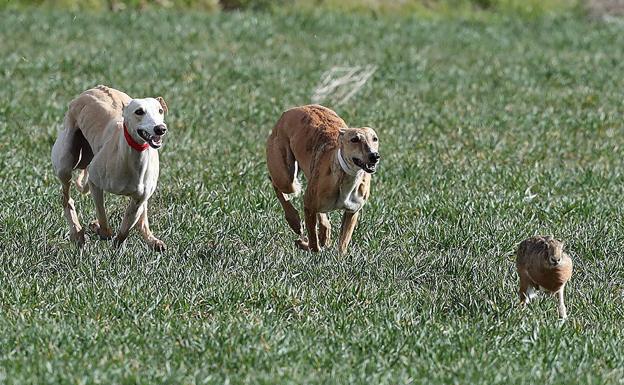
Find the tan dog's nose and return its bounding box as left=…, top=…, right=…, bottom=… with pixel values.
left=154, top=125, right=167, bottom=136
left=369, top=152, right=380, bottom=162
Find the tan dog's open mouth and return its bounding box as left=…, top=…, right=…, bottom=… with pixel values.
left=352, top=157, right=378, bottom=173
left=138, top=129, right=164, bottom=149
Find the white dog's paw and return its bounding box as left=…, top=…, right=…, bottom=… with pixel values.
left=89, top=220, right=113, bottom=240
left=70, top=229, right=86, bottom=247
left=149, top=238, right=167, bottom=252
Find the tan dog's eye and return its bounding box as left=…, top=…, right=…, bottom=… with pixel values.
left=372, top=137, right=378, bottom=142
left=159, top=109, right=164, bottom=114
left=350, top=137, right=360, bottom=143
left=134, top=108, right=145, bottom=116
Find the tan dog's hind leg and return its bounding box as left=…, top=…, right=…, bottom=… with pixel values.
left=318, top=213, right=331, bottom=248
left=338, top=211, right=359, bottom=254
left=113, top=199, right=143, bottom=248
left=137, top=202, right=166, bottom=252
left=273, top=186, right=303, bottom=236
left=88, top=182, right=113, bottom=240
left=267, top=136, right=304, bottom=237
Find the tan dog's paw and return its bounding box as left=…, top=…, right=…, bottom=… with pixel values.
left=89, top=220, right=113, bottom=240
left=70, top=229, right=86, bottom=247
left=112, top=236, right=125, bottom=249
left=149, top=239, right=167, bottom=252
left=295, top=239, right=310, bottom=251
left=319, top=231, right=330, bottom=248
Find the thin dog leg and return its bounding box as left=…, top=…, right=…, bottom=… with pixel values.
left=75, top=169, right=90, bottom=194
left=136, top=202, right=166, bottom=252
left=338, top=211, right=359, bottom=254
left=557, top=286, right=567, bottom=319
left=62, top=181, right=85, bottom=246
left=88, top=182, right=113, bottom=240
left=113, top=199, right=143, bottom=248
left=297, top=206, right=319, bottom=252
left=273, top=185, right=303, bottom=236
left=318, top=213, right=331, bottom=248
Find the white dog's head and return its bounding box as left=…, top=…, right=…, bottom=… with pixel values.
left=339, top=127, right=380, bottom=174
left=123, top=97, right=168, bottom=149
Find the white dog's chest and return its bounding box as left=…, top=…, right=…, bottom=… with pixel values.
left=89, top=149, right=159, bottom=200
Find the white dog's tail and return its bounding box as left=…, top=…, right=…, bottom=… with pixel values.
left=75, top=169, right=90, bottom=194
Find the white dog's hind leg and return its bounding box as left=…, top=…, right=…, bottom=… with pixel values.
left=113, top=199, right=144, bottom=248
left=136, top=202, right=166, bottom=252
left=61, top=180, right=85, bottom=246
left=88, top=182, right=113, bottom=240
left=75, top=169, right=90, bottom=194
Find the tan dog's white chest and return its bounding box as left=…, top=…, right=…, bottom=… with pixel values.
left=337, top=173, right=366, bottom=212
left=320, top=171, right=366, bottom=213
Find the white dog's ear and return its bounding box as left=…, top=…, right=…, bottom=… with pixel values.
left=156, top=97, right=168, bottom=114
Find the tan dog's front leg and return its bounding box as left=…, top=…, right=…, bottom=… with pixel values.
left=137, top=202, right=166, bottom=252
left=113, top=199, right=143, bottom=248
left=338, top=211, right=359, bottom=254
left=296, top=206, right=319, bottom=252
left=305, top=207, right=320, bottom=252
left=317, top=213, right=331, bottom=248
left=88, top=182, right=113, bottom=240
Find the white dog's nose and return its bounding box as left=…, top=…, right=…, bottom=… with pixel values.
left=154, top=125, right=167, bottom=136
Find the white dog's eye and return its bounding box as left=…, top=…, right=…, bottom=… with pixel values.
left=372, top=137, right=378, bottom=142
left=350, top=137, right=360, bottom=143
left=158, top=109, right=164, bottom=114
left=134, top=108, right=145, bottom=116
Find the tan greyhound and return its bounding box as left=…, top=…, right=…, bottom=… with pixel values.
left=51, top=85, right=169, bottom=250
left=266, top=104, right=380, bottom=253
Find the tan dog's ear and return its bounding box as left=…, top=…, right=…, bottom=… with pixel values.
left=156, top=97, right=168, bottom=114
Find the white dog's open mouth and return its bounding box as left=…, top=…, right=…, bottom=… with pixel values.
left=352, top=157, right=378, bottom=174
left=138, top=129, right=164, bottom=149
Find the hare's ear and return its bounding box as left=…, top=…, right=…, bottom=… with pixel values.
left=156, top=97, right=168, bottom=114
left=338, top=128, right=347, bottom=137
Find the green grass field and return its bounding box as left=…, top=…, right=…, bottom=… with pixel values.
left=1, top=8, right=624, bottom=384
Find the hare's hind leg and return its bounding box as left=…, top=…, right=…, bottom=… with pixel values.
left=556, top=285, right=567, bottom=319
left=518, top=269, right=533, bottom=305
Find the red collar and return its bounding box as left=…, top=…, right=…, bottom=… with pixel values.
left=123, top=123, right=149, bottom=152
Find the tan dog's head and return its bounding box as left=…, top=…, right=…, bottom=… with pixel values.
left=123, top=97, right=168, bottom=149
left=339, top=127, right=380, bottom=174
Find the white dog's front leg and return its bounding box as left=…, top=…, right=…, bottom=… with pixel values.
left=113, top=198, right=144, bottom=248
left=88, top=182, right=113, bottom=240
left=137, top=202, right=166, bottom=252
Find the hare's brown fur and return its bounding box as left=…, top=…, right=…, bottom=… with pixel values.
left=516, top=235, right=573, bottom=318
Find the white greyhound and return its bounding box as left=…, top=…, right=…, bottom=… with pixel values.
left=51, top=85, right=169, bottom=251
